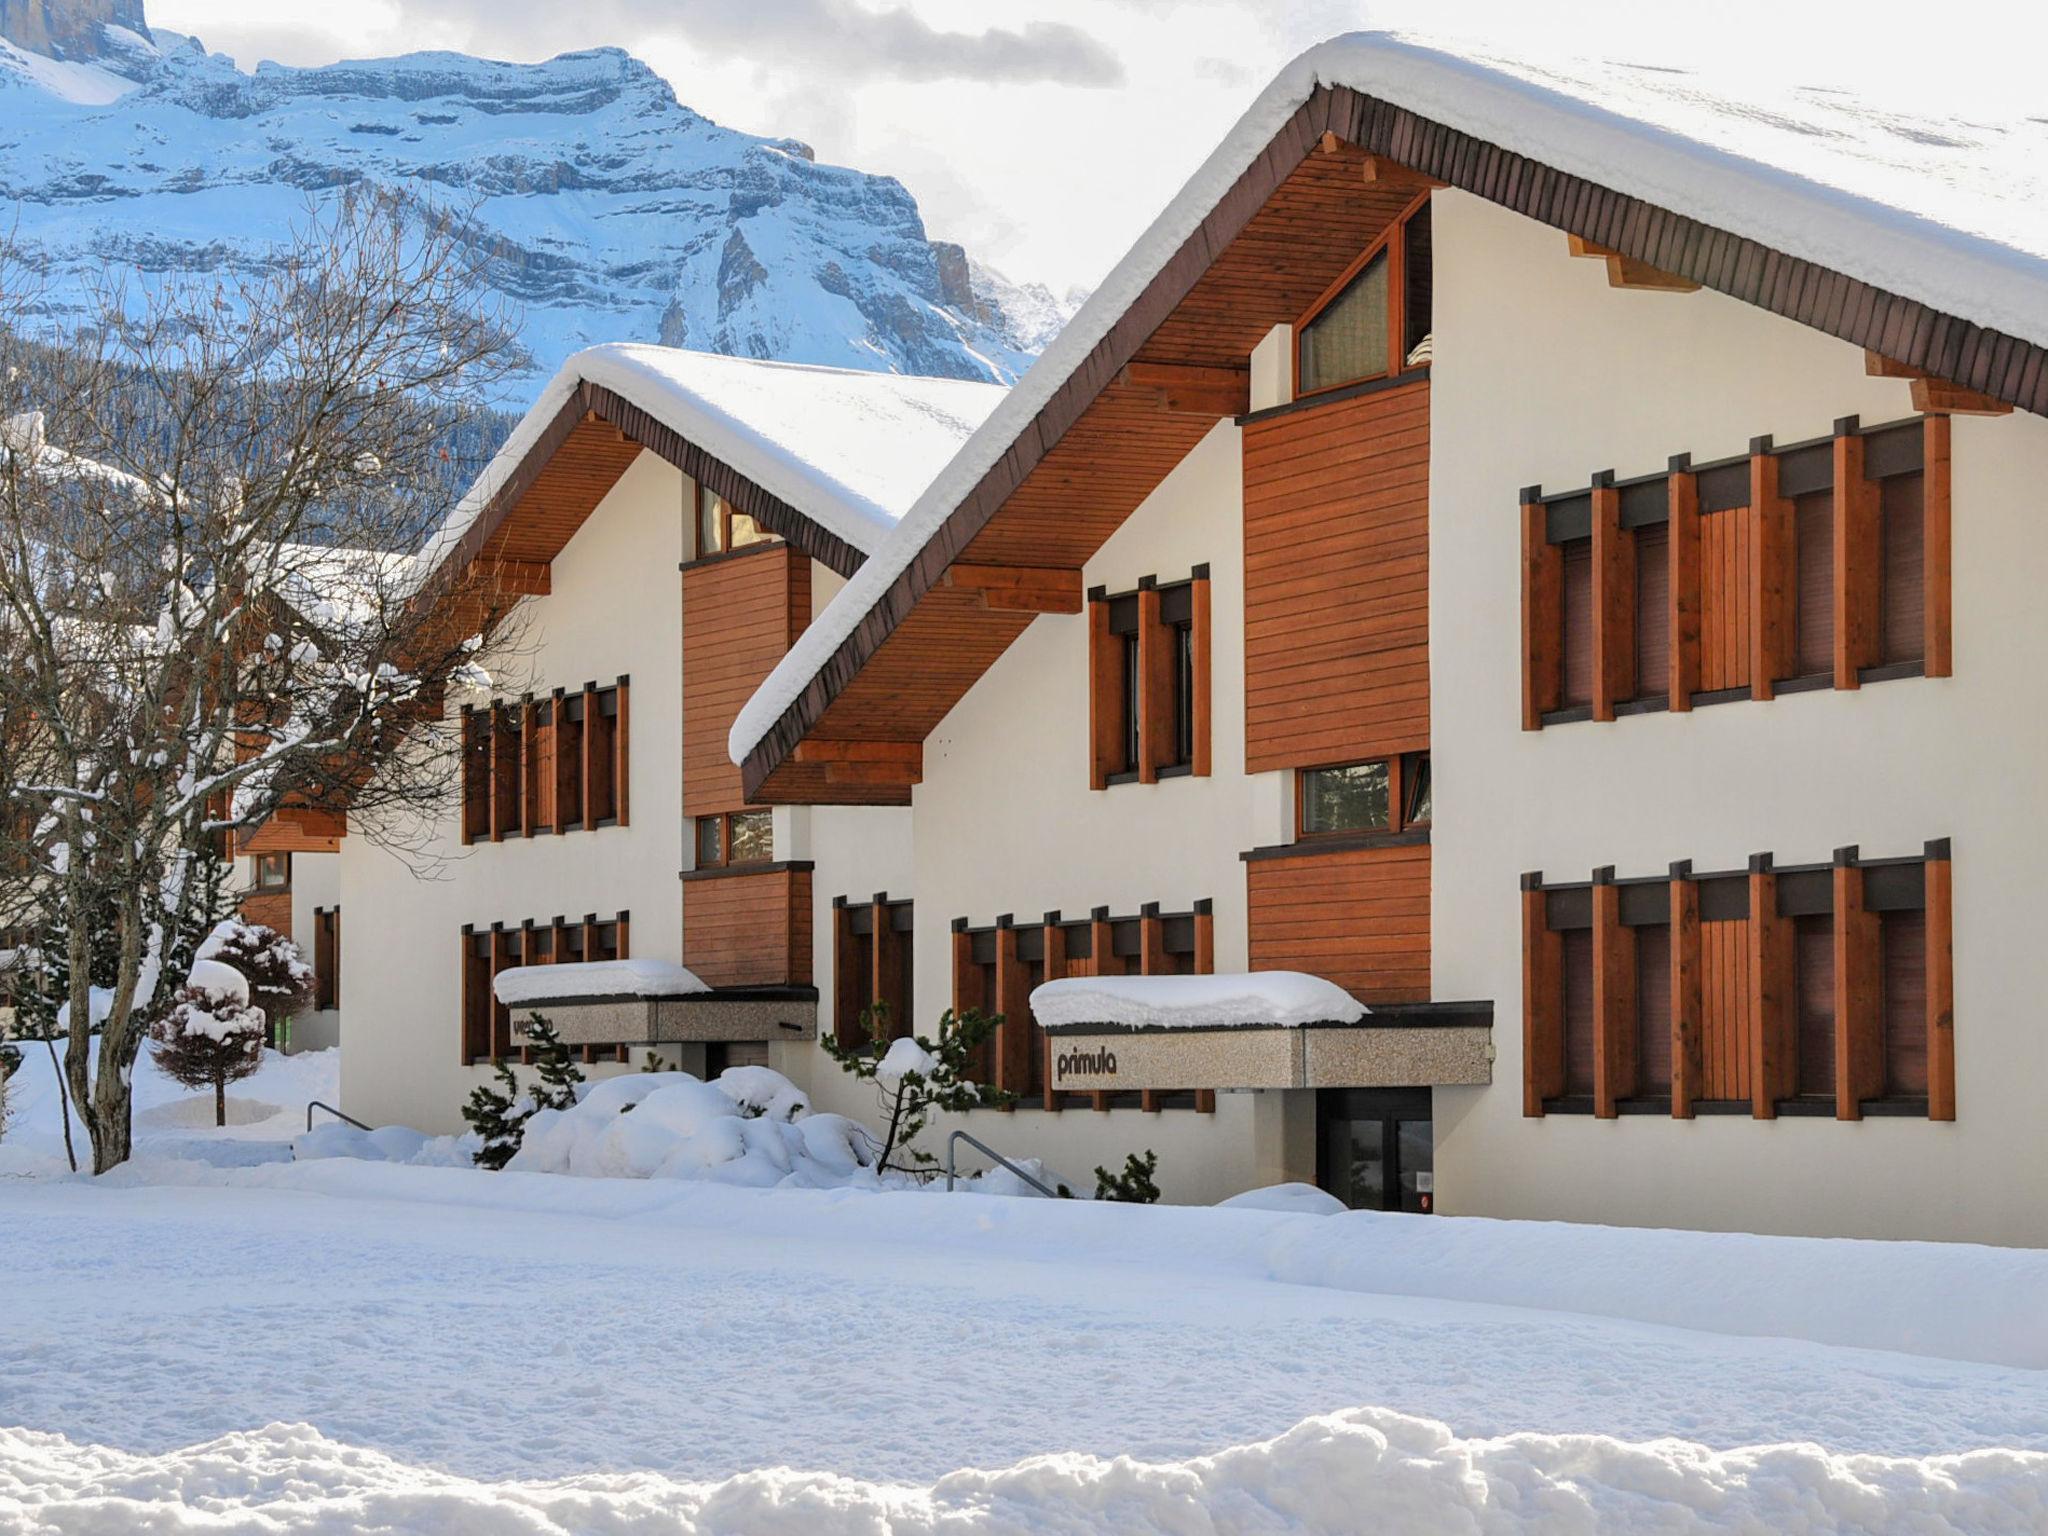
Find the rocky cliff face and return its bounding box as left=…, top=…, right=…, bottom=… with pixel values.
left=0, top=1, right=1079, bottom=397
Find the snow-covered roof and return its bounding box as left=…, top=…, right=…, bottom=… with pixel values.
left=420, top=344, right=1007, bottom=578
left=729, top=30, right=2048, bottom=769
left=1030, top=973, right=1367, bottom=1032
left=494, top=958, right=709, bottom=1007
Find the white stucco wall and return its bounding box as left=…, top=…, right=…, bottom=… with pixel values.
left=1427, top=190, right=2048, bottom=1244
left=338, top=452, right=690, bottom=1132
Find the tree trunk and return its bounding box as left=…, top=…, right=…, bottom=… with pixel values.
left=85, top=886, right=148, bottom=1174
left=44, top=1038, right=76, bottom=1173
left=215, top=1074, right=227, bottom=1128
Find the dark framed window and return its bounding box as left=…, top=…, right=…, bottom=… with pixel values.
left=695, top=809, right=772, bottom=869
left=1294, top=191, right=1432, bottom=397
left=697, top=484, right=776, bottom=558
left=254, top=852, right=291, bottom=891
left=459, top=678, right=629, bottom=844
left=460, top=910, right=628, bottom=1066
left=1298, top=752, right=1430, bottom=839
left=1092, top=571, right=1208, bottom=787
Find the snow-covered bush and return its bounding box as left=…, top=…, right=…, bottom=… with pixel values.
left=511, top=1069, right=882, bottom=1189
left=0, top=1041, right=18, bottom=1143
left=149, top=961, right=267, bottom=1127
left=196, top=920, right=315, bottom=1040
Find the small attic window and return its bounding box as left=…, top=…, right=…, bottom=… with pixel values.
left=1295, top=190, right=1433, bottom=397
left=697, top=484, right=777, bottom=557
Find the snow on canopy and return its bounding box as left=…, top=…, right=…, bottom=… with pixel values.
left=419, top=343, right=1007, bottom=580
left=729, top=28, right=2048, bottom=769
left=492, top=957, right=709, bottom=1007
left=1030, top=972, right=1367, bottom=1031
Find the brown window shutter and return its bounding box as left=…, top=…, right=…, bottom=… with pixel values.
left=1590, top=484, right=1635, bottom=721
left=1880, top=472, right=1926, bottom=666
left=1668, top=868, right=1702, bottom=1116
left=1086, top=593, right=1117, bottom=788
left=1561, top=926, right=1594, bottom=1098
left=1925, top=843, right=1955, bottom=1118
left=1667, top=468, right=1701, bottom=710
left=1793, top=490, right=1834, bottom=679
left=551, top=688, right=578, bottom=834
left=1634, top=921, right=1672, bottom=1096
left=1590, top=872, right=1637, bottom=1115
left=1749, top=441, right=1796, bottom=700
left=1521, top=876, right=1564, bottom=1114
left=1190, top=571, right=1212, bottom=777
left=1136, top=581, right=1168, bottom=783
left=1560, top=540, right=1593, bottom=708
left=1882, top=908, right=1929, bottom=1097
left=833, top=899, right=870, bottom=1045
left=1831, top=852, right=1884, bottom=1119
left=1698, top=507, right=1753, bottom=692
left=613, top=676, right=631, bottom=828
left=1633, top=523, right=1669, bottom=702
left=1922, top=416, right=1953, bottom=677
left=1833, top=420, right=1882, bottom=688
left=1793, top=913, right=1835, bottom=1097
left=1747, top=860, right=1796, bottom=1117
left=1520, top=496, right=1563, bottom=729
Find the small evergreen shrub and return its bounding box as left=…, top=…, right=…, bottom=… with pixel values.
left=459, top=1012, right=584, bottom=1170
left=1094, top=1150, right=1161, bottom=1204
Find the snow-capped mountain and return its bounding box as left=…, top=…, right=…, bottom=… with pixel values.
left=0, top=0, right=1081, bottom=398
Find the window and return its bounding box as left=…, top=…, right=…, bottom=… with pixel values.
left=313, top=906, right=341, bottom=1012
left=1521, top=414, right=1950, bottom=729
left=1523, top=841, right=1952, bottom=1120
left=459, top=677, right=629, bottom=844
left=1298, top=753, right=1430, bottom=838
left=1088, top=569, right=1210, bottom=788
left=254, top=853, right=291, bottom=891
left=695, top=809, right=772, bottom=869
left=952, top=901, right=1216, bottom=1112
left=697, top=484, right=776, bottom=558
left=1294, top=192, right=1432, bottom=396
left=460, top=911, right=628, bottom=1066
left=833, top=894, right=913, bottom=1047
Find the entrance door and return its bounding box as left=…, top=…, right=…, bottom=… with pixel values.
left=1317, top=1088, right=1434, bottom=1212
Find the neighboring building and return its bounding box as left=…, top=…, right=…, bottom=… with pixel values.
left=724, top=36, right=2048, bottom=1242
left=332, top=344, right=1004, bottom=1135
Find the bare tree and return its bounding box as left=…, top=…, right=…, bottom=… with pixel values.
left=0, top=190, right=527, bottom=1172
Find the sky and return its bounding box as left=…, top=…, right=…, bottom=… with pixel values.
left=149, top=0, right=2048, bottom=298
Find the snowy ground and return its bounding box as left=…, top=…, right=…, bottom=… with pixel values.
left=4, top=1052, right=2048, bottom=1531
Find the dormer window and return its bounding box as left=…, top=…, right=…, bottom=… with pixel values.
left=1295, top=193, right=1432, bottom=397
left=697, top=484, right=777, bottom=557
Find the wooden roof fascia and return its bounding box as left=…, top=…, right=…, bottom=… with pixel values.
left=743, top=81, right=2048, bottom=800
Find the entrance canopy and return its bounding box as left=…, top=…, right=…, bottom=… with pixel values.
left=1031, top=971, right=1491, bottom=1094
left=493, top=959, right=815, bottom=1048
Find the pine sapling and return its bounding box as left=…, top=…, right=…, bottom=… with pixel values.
left=461, top=1062, right=526, bottom=1171
left=821, top=1001, right=1015, bottom=1174
left=1094, top=1150, right=1162, bottom=1204
left=523, top=1014, right=583, bottom=1112
left=149, top=978, right=268, bottom=1127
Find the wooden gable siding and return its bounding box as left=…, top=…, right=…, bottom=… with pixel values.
left=240, top=889, right=292, bottom=943
left=1246, top=841, right=1429, bottom=1004
left=1243, top=378, right=1429, bottom=772
left=683, top=544, right=810, bottom=818
left=745, top=80, right=2048, bottom=804
left=682, top=865, right=813, bottom=988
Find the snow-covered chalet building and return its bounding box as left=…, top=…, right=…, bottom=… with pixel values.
left=326, top=34, right=2048, bottom=1245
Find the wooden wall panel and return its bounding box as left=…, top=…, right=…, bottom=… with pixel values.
left=1794, top=490, right=1834, bottom=678
left=1881, top=472, right=1927, bottom=666
left=1635, top=923, right=1672, bottom=1095
left=1633, top=524, right=1670, bottom=700
left=1243, top=379, right=1429, bottom=772
left=683, top=867, right=812, bottom=988
left=683, top=545, right=810, bottom=817
left=1562, top=927, right=1595, bottom=1097
left=1246, top=841, right=1428, bottom=1002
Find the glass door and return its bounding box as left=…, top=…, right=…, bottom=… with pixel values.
left=1317, top=1089, right=1434, bottom=1212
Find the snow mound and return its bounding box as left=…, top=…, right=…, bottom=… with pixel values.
left=493, top=957, right=708, bottom=1006
left=510, top=1072, right=879, bottom=1189
left=1031, top=971, right=1366, bottom=1030
left=293, top=1122, right=475, bottom=1167
left=137, top=1096, right=279, bottom=1130
left=875, top=1036, right=938, bottom=1085
left=1218, top=1182, right=1347, bottom=1216
left=712, top=1064, right=808, bottom=1122
left=6, top=1409, right=2044, bottom=1534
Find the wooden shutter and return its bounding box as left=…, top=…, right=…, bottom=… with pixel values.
left=833, top=900, right=872, bottom=1044
left=1700, top=916, right=1752, bottom=1103
left=1635, top=922, right=1672, bottom=1095
left=1882, top=909, right=1929, bottom=1096
left=1562, top=927, right=1595, bottom=1097
left=1521, top=877, right=1564, bottom=1114
left=1520, top=497, right=1563, bottom=729
left=460, top=708, right=489, bottom=844
left=1698, top=510, right=1753, bottom=692
left=1880, top=473, right=1926, bottom=666
left=1560, top=541, right=1593, bottom=708
left=1794, top=490, right=1834, bottom=679
left=1669, top=868, right=1702, bottom=1115
left=1794, top=913, right=1835, bottom=1097
left=1633, top=524, right=1669, bottom=701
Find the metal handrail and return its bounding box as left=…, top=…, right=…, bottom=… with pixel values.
left=943, top=1129, right=1064, bottom=1197
left=305, top=1100, right=372, bottom=1134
